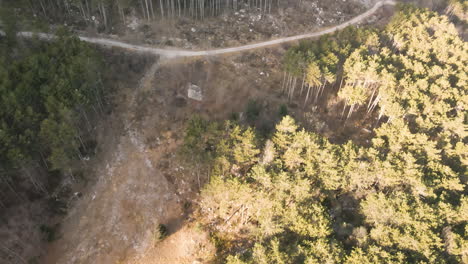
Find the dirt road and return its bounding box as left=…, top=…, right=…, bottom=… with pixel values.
left=5, top=0, right=396, bottom=58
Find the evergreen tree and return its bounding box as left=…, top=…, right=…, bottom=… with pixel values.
left=191, top=6, right=468, bottom=258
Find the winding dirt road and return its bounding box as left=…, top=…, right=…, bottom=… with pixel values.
left=5, top=0, right=396, bottom=58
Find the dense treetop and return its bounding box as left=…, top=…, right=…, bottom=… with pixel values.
left=0, top=28, right=104, bottom=196
left=186, top=5, right=467, bottom=264
left=447, top=0, right=468, bottom=23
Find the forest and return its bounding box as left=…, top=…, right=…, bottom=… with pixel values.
left=2, top=0, right=295, bottom=32
left=0, top=0, right=466, bottom=262
left=0, top=24, right=104, bottom=207
left=183, top=4, right=467, bottom=263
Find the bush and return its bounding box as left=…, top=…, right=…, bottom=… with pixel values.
left=40, top=225, right=56, bottom=242
left=245, top=99, right=262, bottom=122
left=229, top=112, right=239, bottom=121
left=157, top=224, right=168, bottom=239
left=279, top=104, right=288, bottom=117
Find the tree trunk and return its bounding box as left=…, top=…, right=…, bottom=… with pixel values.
left=149, top=0, right=155, bottom=19
left=341, top=103, right=347, bottom=119
left=144, top=0, right=151, bottom=20
left=367, top=86, right=376, bottom=112
left=159, top=0, right=164, bottom=17
left=281, top=72, right=286, bottom=93
left=141, top=0, right=147, bottom=20
left=345, top=103, right=355, bottom=122
left=304, top=85, right=311, bottom=105
left=101, top=3, right=108, bottom=30
left=300, top=73, right=305, bottom=96
left=39, top=0, right=48, bottom=17
left=117, top=2, right=125, bottom=23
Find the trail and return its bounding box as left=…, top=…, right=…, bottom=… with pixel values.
left=4, top=0, right=396, bottom=58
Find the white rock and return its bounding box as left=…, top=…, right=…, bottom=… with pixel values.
left=187, top=83, right=203, bottom=101
left=191, top=27, right=196, bottom=32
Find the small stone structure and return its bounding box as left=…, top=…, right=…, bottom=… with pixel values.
left=187, top=83, right=203, bottom=101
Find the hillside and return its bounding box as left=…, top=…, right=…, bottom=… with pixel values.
left=0, top=0, right=466, bottom=263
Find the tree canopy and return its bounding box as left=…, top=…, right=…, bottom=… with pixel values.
left=188, top=5, right=467, bottom=264
left=0, top=28, right=104, bottom=198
